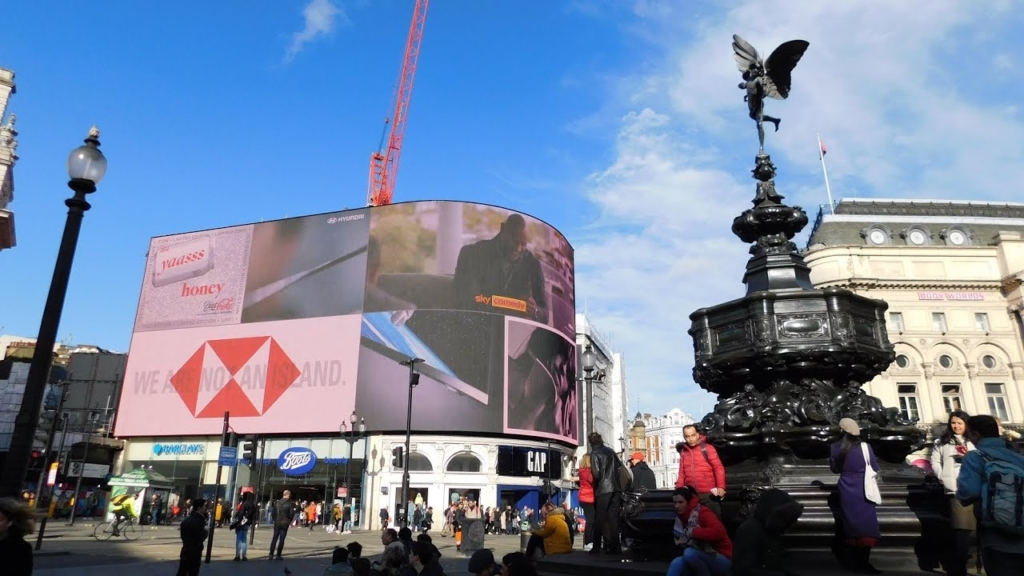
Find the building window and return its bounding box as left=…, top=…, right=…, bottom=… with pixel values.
left=395, top=452, right=433, bottom=472
left=863, top=225, right=892, bottom=246
left=942, top=226, right=972, bottom=246
left=985, top=384, right=1010, bottom=421
left=975, top=313, right=991, bottom=333
left=932, top=313, right=947, bottom=333
left=890, top=312, right=905, bottom=333
left=894, top=355, right=910, bottom=369
left=446, top=453, right=482, bottom=473
left=905, top=226, right=932, bottom=246
left=982, top=355, right=998, bottom=369
left=941, top=384, right=963, bottom=414
left=896, top=384, right=920, bottom=422
left=938, top=355, right=954, bottom=369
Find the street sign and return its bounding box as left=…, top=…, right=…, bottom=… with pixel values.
left=218, top=446, right=238, bottom=467
left=66, top=462, right=110, bottom=479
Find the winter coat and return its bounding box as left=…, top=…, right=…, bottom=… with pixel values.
left=675, top=492, right=732, bottom=559
left=0, top=532, right=32, bottom=576
left=631, top=461, right=658, bottom=491
left=531, top=508, right=572, bottom=555
left=930, top=435, right=974, bottom=493
left=274, top=499, right=297, bottom=528
left=731, top=489, right=804, bottom=576
left=578, top=467, right=595, bottom=504
left=233, top=500, right=258, bottom=532
left=179, top=510, right=208, bottom=554
left=956, top=437, right=1024, bottom=555
left=674, top=436, right=726, bottom=494
left=829, top=440, right=880, bottom=541
left=590, top=444, right=623, bottom=496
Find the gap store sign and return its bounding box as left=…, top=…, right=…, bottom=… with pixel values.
left=153, top=443, right=205, bottom=457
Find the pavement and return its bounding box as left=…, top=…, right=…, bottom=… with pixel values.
left=32, top=522, right=525, bottom=575
left=31, top=522, right=954, bottom=576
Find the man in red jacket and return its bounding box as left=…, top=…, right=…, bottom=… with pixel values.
left=675, top=425, right=727, bottom=517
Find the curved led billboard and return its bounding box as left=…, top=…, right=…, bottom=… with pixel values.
left=115, top=201, right=578, bottom=444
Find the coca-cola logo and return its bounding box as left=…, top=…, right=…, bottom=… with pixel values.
left=202, top=298, right=235, bottom=313
left=277, top=447, right=317, bottom=476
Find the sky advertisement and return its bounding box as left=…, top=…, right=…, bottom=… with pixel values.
left=116, top=201, right=578, bottom=444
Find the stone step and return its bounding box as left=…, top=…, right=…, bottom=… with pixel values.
left=536, top=550, right=932, bottom=576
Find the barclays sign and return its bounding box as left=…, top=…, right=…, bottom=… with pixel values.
left=153, top=443, right=205, bottom=457
left=277, top=447, right=317, bottom=476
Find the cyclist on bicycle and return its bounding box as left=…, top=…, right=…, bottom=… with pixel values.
left=110, top=491, right=139, bottom=536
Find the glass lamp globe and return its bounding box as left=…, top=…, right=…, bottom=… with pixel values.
left=582, top=345, right=596, bottom=374
left=67, top=127, right=107, bottom=184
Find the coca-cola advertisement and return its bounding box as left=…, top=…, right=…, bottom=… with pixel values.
left=134, top=226, right=254, bottom=333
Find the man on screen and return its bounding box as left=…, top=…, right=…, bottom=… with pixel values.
left=454, top=214, right=548, bottom=323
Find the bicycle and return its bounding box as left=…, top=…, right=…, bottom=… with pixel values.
left=93, top=516, right=141, bottom=541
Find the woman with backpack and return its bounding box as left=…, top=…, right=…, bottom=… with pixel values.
left=231, top=492, right=258, bottom=561
left=931, top=410, right=976, bottom=576
left=956, top=414, right=1024, bottom=575
left=829, top=418, right=882, bottom=574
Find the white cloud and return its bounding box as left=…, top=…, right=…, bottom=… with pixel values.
left=574, top=0, right=1024, bottom=419
left=285, top=0, right=347, bottom=62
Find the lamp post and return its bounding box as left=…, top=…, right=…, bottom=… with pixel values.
left=357, top=417, right=366, bottom=528
left=580, top=344, right=604, bottom=441
left=341, top=410, right=361, bottom=533
left=0, top=128, right=107, bottom=498
left=67, top=410, right=99, bottom=526
left=398, top=357, right=423, bottom=528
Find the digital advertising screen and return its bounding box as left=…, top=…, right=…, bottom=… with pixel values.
left=115, top=201, right=579, bottom=445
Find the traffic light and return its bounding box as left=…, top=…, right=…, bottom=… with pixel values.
left=392, top=447, right=404, bottom=469
left=28, top=450, right=44, bottom=471
left=542, top=479, right=560, bottom=499
left=241, top=436, right=258, bottom=466
left=35, top=410, right=56, bottom=450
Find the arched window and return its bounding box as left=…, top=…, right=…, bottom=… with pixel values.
left=397, top=452, right=432, bottom=472
left=446, top=453, right=483, bottom=473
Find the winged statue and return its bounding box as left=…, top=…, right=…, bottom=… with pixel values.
left=732, top=35, right=810, bottom=151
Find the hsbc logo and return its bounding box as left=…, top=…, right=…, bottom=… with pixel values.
left=169, top=336, right=302, bottom=418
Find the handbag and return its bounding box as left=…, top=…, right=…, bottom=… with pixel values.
left=861, top=443, right=882, bottom=505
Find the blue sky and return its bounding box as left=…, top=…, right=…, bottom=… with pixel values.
left=2, top=1, right=1022, bottom=419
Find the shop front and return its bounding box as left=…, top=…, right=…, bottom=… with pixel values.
left=123, top=435, right=368, bottom=525
left=364, top=435, right=577, bottom=531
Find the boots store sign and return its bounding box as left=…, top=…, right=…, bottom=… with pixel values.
left=278, top=447, right=317, bottom=476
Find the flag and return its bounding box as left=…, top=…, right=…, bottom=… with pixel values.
left=819, top=140, right=828, bottom=158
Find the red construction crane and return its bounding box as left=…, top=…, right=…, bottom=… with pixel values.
left=367, top=0, right=429, bottom=207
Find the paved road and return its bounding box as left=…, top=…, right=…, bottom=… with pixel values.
left=33, top=523, right=525, bottom=575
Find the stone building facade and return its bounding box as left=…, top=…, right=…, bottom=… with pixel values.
left=806, top=198, right=1024, bottom=430
left=0, top=67, right=17, bottom=250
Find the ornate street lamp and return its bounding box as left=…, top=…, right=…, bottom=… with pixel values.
left=0, top=128, right=106, bottom=498
left=580, top=344, right=604, bottom=442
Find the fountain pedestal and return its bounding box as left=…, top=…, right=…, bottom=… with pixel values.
left=618, top=153, right=944, bottom=568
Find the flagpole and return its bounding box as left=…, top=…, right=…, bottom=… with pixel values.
left=817, top=133, right=835, bottom=215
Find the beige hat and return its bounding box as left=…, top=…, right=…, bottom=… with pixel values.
left=839, top=418, right=860, bottom=436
